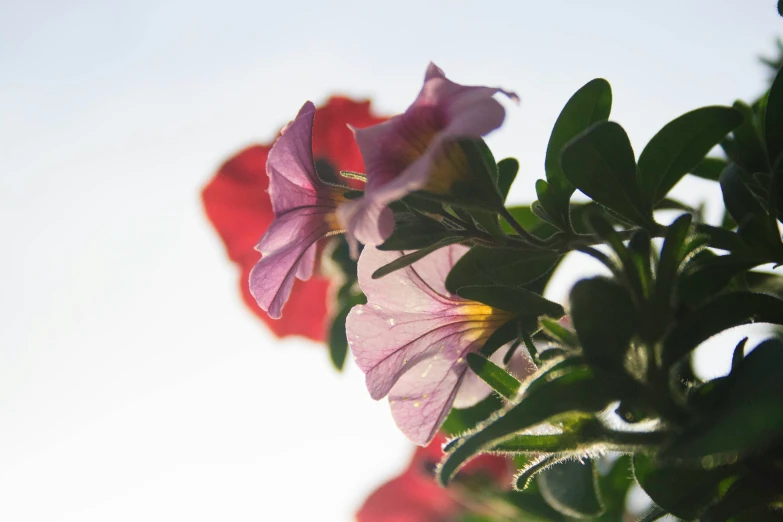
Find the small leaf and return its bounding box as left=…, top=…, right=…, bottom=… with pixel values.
left=728, top=101, right=768, bottom=174
left=501, top=206, right=559, bottom=237
left=328, top=305, right=351, bottom=370
left=497, top=158, right=519, bottom=201
left=537, top=459, right=605, bottom=518
left=479, top=318, right=520, bottom=357
left=371, top=237, right=464, bottom=279
left=654, top=213, right=693, bottom=312
left=570, top=278, right=637, bottom=369
left=438, top=365, right=623, bottom=486
left=539, top=317, right=579, bottom=348
left=561, top=121, right=652, bottom=227
left=446, top=246, right=561, bottom=293
left=720, top=164, right=781, bottom=250
left=678, top=251, right=771, bottom=307
left=662, top=292, right=783, bottom=367
left=441, top=394, right=504, bottom=436
left=466, top=352, right=521, bottom=400
left=457, top=285, right=564, bottom=318
left=638, top=106, right=742, bottom=204
left=546, top=78, right=612, bottom=195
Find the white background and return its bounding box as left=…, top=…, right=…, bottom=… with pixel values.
left=1, top=1, right=781, bottom=520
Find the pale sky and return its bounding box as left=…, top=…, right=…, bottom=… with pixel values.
left=1, top=1, right=781, bottom=520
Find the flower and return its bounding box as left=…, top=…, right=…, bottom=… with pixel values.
left=356, top=433, right=512, bottom=522
left=347, top=245, right=525, bottom=446
left=201, top=97, right=385, bottom=341
left=339, top=62, right=518, bottom=249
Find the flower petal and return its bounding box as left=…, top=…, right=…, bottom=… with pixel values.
left=250, top=209, right=332, bottom=319
left=348, top=245, right=499, bottom=445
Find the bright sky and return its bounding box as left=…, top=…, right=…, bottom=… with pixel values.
left=1, top=1, right=780, bottom=520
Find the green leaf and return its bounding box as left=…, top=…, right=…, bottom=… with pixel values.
left=446, top=246, right=560, bottom=293
left=501, top=206, right=559, bottom=237
left=662, top=293, right=783, bottom=367
left=537, top=459, right=605, bottom=518
left=678, top=252, right=771, bottom=307
left=638, top=106, right=742, bottom=204
left=534, top=179, right=571, bottom=230
left=767, top=66, right=783, bottom=170
left=690, top=157, right=728, bottom=181
left=546, top=78, right=612, bottom=195
left=468, top=208, right=506, bottom=241
left=585, top=213, right=645, bottom=300
left=728, top=101, right=769, bottom=174
left=377, top=218, right=458, bottom=251
left=438, top=365, right=623, bottom=486
left=570, top=278, right=637, bottom=369
left=660, top=339, right=783, bottom=464
left=479, top=318, right=520, bottom=357
left=466, top=352, right=521, bottom=400
left=371, top=237, right=464, bottom=279
left=655, top=213, right=693, bottom=311
left=441, top=138, right=505, bottom=211
left=539, top=317, right=579, bottom=348
left=457, top=285, right=564, bottom=317
left=700, top=474, right=783, bottom=522
left=497, top=158, right=519, bottom=201
left=633, top=453, right=735, bottom=520
left=442, top=393, right=505, bottom=436
left=328, top=305, right=351, bottom=370
left=561, top=121, right=653, bottom=227
left=720, top=164, right=781, bottom=250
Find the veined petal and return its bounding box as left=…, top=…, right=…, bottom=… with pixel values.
left=250, top=209, right=332, bottom=319
left=347, top=63, right=517, bottom=247
left=347, top=245, right=510, bottom=446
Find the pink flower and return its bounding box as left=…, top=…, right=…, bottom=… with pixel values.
left=339, top=62, right=518, bottom=249
left=346, top=245, right=521, bottom=446
left=249, top=101, right=348, bottom=319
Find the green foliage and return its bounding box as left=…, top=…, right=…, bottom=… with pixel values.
left=339, top=13, right=783, bottom=519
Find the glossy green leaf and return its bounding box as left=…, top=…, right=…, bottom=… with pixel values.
left=446, top=246, right=560, bottom=293
left=662, top=292, right=783, bottom=367
left=466, top=352, right=521, bottom=400
left=655, top=213, right=693, bottom=311
left=638, top=106, right=742, bottom=204
left=546, top=78, right=612, bottom=195
left=497, top=158, right=519, bottom=201
left=728, top=101, right=769, bottom=174
left=456, top=285, right=564, bottom=317
left=561, top=121, right=652, bottom=227
left=537, top=459, right=605, bottom=518
left=720, top=164, right=781, bottom=250
left=678, top=251, right=771, bottom=307
left=570, top=278, right=637, bottom=369
left=438, top=365, right=623, bottom=486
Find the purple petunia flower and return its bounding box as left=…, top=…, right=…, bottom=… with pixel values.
left=339, top=63, right=518, bottom=251
left=249, top=101, right=347, bottom=319
left=346, top=245, right=533, bottom=446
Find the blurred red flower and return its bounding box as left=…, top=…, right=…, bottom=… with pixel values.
left=356, top=433, right=512, bottom=522
left=202, top=97, right=386, bottom=341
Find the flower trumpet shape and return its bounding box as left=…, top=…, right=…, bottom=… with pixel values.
left=249, top=101, right=350, bottom=319
left=340, top=62, right=517, bottom=249
left=347, top=245, right=517, bottom=446
left=202, top=97, right=385, bottom=340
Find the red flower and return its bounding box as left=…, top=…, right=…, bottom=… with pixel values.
left=202, top=97, right=386, bottom=341
left=356, top=433, right=512, bottom=522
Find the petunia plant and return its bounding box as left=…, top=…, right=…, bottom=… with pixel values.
left=204, top=5, right=783, bottom=520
